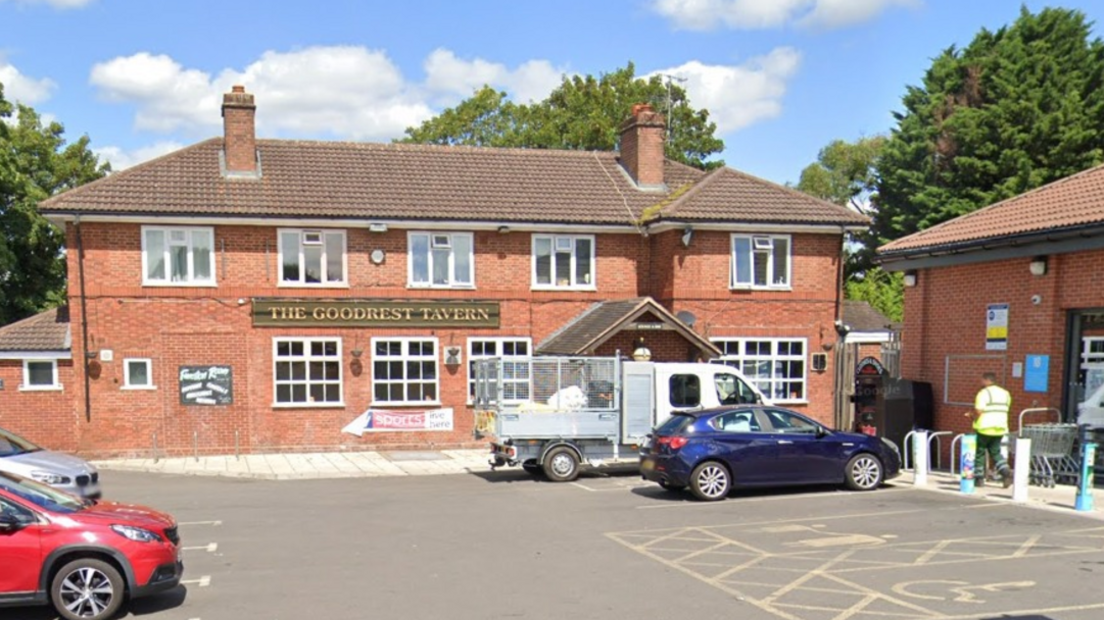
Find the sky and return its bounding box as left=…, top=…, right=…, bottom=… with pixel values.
left=1, top=0, right=1102, bottom=186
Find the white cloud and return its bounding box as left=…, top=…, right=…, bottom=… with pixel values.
left=651, top=0, right=917, bottom=30
left=0, top=0, right=94, bottom=8
left=650, top=47, right=801, bottom=134
left=0, top=60, right=55, bottom=105
left=94, top=141, right=184, bottom=171
left=423, top=49, right=565, bottom=103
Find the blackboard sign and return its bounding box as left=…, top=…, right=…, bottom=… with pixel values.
left=178, top=365, right=233, bottom=406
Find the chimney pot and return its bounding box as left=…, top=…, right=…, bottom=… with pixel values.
left=619, top=102, right=666, bottom=189
left=222, top=86, right=257, bottom=175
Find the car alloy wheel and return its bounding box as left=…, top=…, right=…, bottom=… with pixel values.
left=846, top=454, right=883, bottom=491
left=52, top=558, right=124, bottom=620
left=690, top=461, right=730, bottom=501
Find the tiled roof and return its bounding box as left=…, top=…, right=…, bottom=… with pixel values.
left=880, top=163, right=1104, bottom=255
left=659, top=167, right=869, bottom=225
left=40, top=139, right=867, bottom=227
left=842, top=300, right=896, bottom=333
left=0, top=306, right=70, bottom=352
left=537, top=297, right=720, bottom=357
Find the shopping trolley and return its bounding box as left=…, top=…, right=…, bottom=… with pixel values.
left=1018, top=410, right=1080, bottom=487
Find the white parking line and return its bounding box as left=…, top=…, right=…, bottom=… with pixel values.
left=181, top=576, right=211, bottom=587
left=182, top=543, right=218, bottom=553
left=178, top=520, right=222, bottom=526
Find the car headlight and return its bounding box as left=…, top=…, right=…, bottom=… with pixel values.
left=30, top=471, right=71, bottom=485
left=111, top=524, right=162, bottom=543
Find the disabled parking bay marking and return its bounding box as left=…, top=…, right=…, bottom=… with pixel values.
left=181, top=543, right=218, bottom=553
left=181, top=576, right=212, bottom=588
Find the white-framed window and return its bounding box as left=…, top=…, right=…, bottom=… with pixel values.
left=273, top=338, right=343, bottom=406
left=142, top=226, right=215, bottom=286
left=468, top=338, right=532, bottom=402
left=532, top=234, right=595, bottom=289
left=123, top=358, right=154, bottom=390
left=278, top=229, right=346, bottom=286
left=372, top=338, right=439, bottom=405
left=712, top=338, right=807, bottom=403
left=21, top=360, right=60, bottom=390
left=731, top=234, right=791, bottom=289
left=408, top=232, right=474, bottom=288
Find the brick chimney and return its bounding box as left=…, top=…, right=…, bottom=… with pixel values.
left=222, top=85, right=257, bottom=175
left=618, top=103, right=666, bottom=189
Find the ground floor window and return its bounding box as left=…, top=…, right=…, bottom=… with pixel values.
left=273, top=338, right=342, bottom=406
left=372, top=338, right=438, bottom=404
left=711, top=338, right=807, bottom=403
left=468, top=338, right=531, bottom=402
left=123, top=358, right=154, bottom=389
left=21, top=359, right=59, bottom=390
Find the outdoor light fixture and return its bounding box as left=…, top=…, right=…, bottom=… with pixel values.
left=497, top=225, right=511, bottom=234
left=367, top=222, right=388, bottom=233
left=681, top=225, right=694, bottom=247
left=903, top=271, right=918, bottom=287
left=1029, top=256, right=1048, bottom=277
left=632, top=338, right=652, bottom=362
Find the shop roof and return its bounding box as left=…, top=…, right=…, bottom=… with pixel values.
left=879, top=162, right=1104, bottom=256
left=536, top=297, right=721, bottom=357
left=0, top=306, right=71, bottom=353
left=39, top=139, right=868, bottom=228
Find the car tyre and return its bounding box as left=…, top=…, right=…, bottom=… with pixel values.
left=51, top=558, right=125, bottom=620
left=689, top=461, right=730, bottom=501
left=542, top=446, right=580, bottom=482
left=845, top=453, right=884, bottom=491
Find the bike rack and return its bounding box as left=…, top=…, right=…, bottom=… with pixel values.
left=949, top=433, right=965, bottom=476
left=928, top=431, right=953, bottom=471
left=902, top=430, right=917, bottom=471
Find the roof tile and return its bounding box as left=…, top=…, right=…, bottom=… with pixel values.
left=0, top=307, right=70, bottom=352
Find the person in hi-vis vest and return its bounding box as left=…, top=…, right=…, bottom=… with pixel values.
left=964, top=372, right=1013, bottom=487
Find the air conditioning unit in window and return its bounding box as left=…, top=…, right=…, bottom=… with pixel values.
left=811, top=352, right=828, bottom=373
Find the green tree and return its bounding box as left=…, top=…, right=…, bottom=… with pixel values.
left=872, top=6, right=1104, bottom=259
left=402, top=63, right=725, bottom=169
left=845, top=269, right=904, bottom=324
left=0, top=84, right=109, bottom=324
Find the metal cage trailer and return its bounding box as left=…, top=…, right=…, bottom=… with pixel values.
left=473, top=355, right=769, bottom=482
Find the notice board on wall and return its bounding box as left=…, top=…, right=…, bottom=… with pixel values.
left=178, top=365, right=233, bottom=406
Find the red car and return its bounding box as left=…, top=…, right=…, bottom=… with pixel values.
left=0, top=471, right=182, bottom=620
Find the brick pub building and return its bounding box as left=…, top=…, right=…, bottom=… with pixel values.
left=878, top=163, right=1104, bottom=469
left=0, top=87, right=867, bottom=458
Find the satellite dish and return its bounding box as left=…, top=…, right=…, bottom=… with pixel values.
left=676, top=310, right=697, bottom=327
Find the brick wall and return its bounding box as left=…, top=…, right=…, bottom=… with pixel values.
left=45, top=221, right=846, bottom=456
left=0, top=359, right=78, bottom=451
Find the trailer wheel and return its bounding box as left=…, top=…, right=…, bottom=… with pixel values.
left=522, top=459, right=544, bottom=477
left=542, top=446, right=581, bottom=482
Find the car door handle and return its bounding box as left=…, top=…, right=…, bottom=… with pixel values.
left=777, top=440, right=794, bottom=445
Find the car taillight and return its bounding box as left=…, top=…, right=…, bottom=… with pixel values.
left=657, top=436, right=689, bottom=451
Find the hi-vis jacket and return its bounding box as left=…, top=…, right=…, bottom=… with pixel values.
left=974, top=385, right=1012, bottom=436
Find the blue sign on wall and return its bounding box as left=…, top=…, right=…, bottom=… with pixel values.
left=1024, top=355, right=1049, bottom=393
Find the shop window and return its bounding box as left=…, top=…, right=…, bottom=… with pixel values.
left=142, top=226, right=215, bottom=286
left=712, top=338, right=807, bottom=403
left=372, top=338, right=438, bottom=404
left=468, top=338, right=531, bottom=402
left=123, top=358, right=154, bottom=389
left=731, top=234, right=790, bottom=289
left=408, top=232, right=474, bottom=288
left=273, top=338, right=343, bottom=406
left=532, top=234, right=595, bottom=289
left=278, top=229, right=346, bottom=286
left=21, top=360, right=59, bottom=390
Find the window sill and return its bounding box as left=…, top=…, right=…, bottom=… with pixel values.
left=272, top=402, right=346, bottom=409
left=277, top=282, right=350, bottom=289
left=142, top=281, right=217, bottom=288
left=531, top=285, right=598, bottom=292
left=122, top=385, right=158, bottom=391
left=773, top=400, right=809, bottom=406
left=407, top=284, right=477, bottom=290
left=730, top=285, right=793, bottom=292
left=19, top=385, right=63, bottom=392
left=370, top=402, right=443, bottom=408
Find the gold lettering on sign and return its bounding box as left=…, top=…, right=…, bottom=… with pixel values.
left=252, top=299, right=499, bottom=328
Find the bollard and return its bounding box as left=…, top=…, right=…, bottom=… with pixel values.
left=193, top=431, right=199, bottom=463
left=235, top=430, right=240, bottom=460
left=960, top=433, right=977, bottom=494
left=1076, top=435, right=1097, bottom=512
left=152, top=432, right=159, bottom=464
left=1012, top=436, right=1031, bottom=503
left=913, top=430, right=928, bottom=486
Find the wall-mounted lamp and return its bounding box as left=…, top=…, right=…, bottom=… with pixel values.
left=368, top=222, right=388, bottom=233
left=1029, top=256, right=1048, bottom=277
left=681, top=225, right=694, bottom=247
left=632, top=338, right=652, bottom=362
left=350, top=349, right=363, bottom=358
left=444, top=346, right=462, bottom=367
left=497, top=225, right=511, bottom=234
left=903, top=271, right=918, bottom=287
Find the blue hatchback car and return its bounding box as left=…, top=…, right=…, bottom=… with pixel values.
left=640, top=405, right=901, bottom=501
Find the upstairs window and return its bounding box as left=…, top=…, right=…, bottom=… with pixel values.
left=533, top=234, right=594, bottom=289
left=409, top=232, right=474, bottom=288
left=731, top=234, right=790, bottom=289
left=279, top=229, right=346, bottom=286
left=142, top=226, right=215, bottom=285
